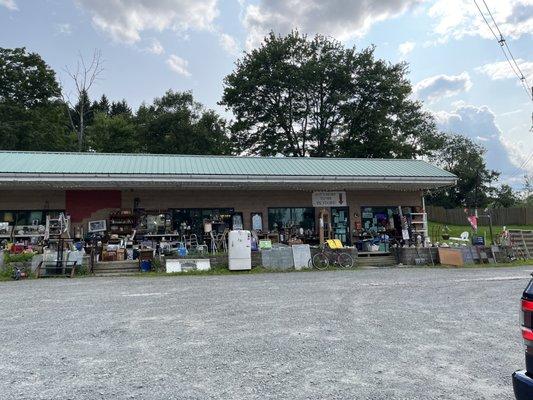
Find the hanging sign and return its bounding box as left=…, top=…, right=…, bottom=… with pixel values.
left=312, top=191, right=347, bottom=207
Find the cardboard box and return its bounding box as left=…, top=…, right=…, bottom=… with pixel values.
left=438, top=248, right=464, bottom=267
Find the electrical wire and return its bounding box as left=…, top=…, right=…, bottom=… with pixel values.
left=509, top=150, right=533, bottom=179
left=482, top=0, right=530, bottom=87
left=473, top=0, right=531, bottom=98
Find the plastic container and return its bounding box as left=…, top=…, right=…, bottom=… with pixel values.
left=140, top=260, right=151, bottom=272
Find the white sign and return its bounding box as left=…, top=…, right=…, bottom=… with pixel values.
left=292, top=244, right=311, bottom=270
left=312, top=191, right=347, bottom=207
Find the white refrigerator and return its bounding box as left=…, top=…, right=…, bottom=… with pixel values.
left=228, top=230, right=252, bottom=270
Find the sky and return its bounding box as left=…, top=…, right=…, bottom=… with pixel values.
left=1, top=0, right=532, bottom=187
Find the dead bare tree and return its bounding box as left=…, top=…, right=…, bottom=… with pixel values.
left=62, top=50, right=104, bottom=151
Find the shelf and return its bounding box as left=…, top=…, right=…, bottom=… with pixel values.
left=14, top=234, right=43, bottom=238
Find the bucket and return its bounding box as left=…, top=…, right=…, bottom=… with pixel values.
left=140, top=260, right=151, bottom=272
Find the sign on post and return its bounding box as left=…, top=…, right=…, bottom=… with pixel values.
left=312, top=191, right=347, bottom=207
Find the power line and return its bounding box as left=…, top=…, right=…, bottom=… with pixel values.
left=510, top=150, right=533, bottom=179
left=482, top=0, right=530, bottom=87
left=473, top=0, right=531, bottom=98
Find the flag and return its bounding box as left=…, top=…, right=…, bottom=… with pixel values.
left=467, top=215, right=478, bottom=231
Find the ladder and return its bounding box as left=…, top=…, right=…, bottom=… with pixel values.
left=44, top=213, right=71, bottom=241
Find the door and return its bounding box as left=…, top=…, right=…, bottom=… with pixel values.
left=331, top=207, right=350, bottom=245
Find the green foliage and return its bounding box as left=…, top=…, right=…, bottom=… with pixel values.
left=74, top=265, right=88, bottom=276
left=221, top=31, right=441, bottom=158
left=4, top=252, right=35, bottom=263
left=0, top=47, right=61, bottom=107
left=491, top=184, right=519, bottom=208
left=0, top=47, right=74, bottom=151
left=521, top=175, right=533, bottom=206
left=137, top=90, right=232, bottom=155
left=86, top=112, right=139, bottom=153
left=427, top=134, right=499, bottom=208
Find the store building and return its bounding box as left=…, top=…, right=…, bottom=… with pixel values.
left=0, top=151, right=456, bottom=247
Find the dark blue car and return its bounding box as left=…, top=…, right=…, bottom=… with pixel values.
left=513, top=279, right=533, bottom=399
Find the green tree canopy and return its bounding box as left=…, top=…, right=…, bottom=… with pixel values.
left=137, top=90, right=232, bottom=155
left=426, top=134, right=499, bottom=208
left=0, top=47, right=73, bottom=151
left=221, top=31, right=441, bottom=158
left=0, top=47, right=61, bottom=107
left=86, top=112, right=139, bottom=153
left=490, top=184, right=519, bottom=208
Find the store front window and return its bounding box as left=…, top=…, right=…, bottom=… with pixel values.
left=360, top=206, right=413, bottom=236
left=172, top=208, right=235, bottom=239
left=0, top=210, right=63, bottom=226
left=268, top=207, right=315, bottom=233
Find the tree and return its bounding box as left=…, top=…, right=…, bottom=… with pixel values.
left=137, top=90, right=232, bottom=155
left=91, top=94, right=110, bottom=116
left=426, top=134, right=499, bottom=208
left=0, top=47, right=73, bottom=151
left=63, top=50, right=104, bottom=151
left=220, top=31, right=441, bottom=158
left=520, top=174, right=533, bottom=206
left=110, top=99, right=132, bottom=117
left=0, top=47, right=61, bottom=107
left=338, top=49, right=442, bottom=158
left=86, top=112, right=139, bottom=153
left=490, top=184, right=518, bottom=208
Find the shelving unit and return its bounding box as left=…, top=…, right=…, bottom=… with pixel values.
left=109, top=210, right=135, bottom=236
left=409, top=212, right=428, bottom=241
left=13, top=225, right=44, bottom=240
left=0, top=223, right=12, bottom=240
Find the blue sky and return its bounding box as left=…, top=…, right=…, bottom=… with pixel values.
left=1, top=0, right=532, bottom=186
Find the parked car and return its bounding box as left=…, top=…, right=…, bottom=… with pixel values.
left=513, top=278, right=533, bottom=399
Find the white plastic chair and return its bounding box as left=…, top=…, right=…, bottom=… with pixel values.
left=449, top=231, right=469, bottom=242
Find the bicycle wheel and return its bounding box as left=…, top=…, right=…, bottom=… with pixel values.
left=312, top=252, right=329, bottom=270
left=337, top=252, right=354, bottom=269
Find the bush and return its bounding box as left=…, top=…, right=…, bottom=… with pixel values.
left=4, top=252, right=35, bottom=263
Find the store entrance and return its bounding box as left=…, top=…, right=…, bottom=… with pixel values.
left=331, top=207, right=350, bottom=245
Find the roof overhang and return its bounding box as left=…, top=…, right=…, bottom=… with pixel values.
left=0, top=173, right=457, bottom=191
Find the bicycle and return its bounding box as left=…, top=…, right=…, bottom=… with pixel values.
left=310, top=240, right=355, bottom=270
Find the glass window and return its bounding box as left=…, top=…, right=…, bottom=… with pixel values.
left=0, top=210, right=62, bottom=226
left=268, top=207, right=315, bottom=231
left=360, top=206, right=413, bottom=234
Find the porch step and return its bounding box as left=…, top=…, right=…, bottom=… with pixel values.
left=356, top=255, right=397, bottom=267
left=93, top=260, right=140, bottom=276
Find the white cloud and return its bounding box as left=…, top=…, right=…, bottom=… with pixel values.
left=75, top=0, right=219, bottom=44
left=0, top=0, right=17, bottom=10
left=414, top=72, right=472, bottom=102
left=476, top=59, right=533, bottom=81
left=428, top=0, right=533, bottom=42
left=55, top=23, right=72, bottom=35
left=147, top=39, right=165, bottom=55
left=219, top=33, right=240, bottom=56
left=166, top=54, right=191, bottom=77
left=398, top=41, right=415, bottom=56
left=243, top=0, right=422, bottom=50
left=434, top=103, right=533, bottom=179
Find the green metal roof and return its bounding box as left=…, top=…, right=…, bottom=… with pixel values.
left=0, top=151, right=455, bottom=178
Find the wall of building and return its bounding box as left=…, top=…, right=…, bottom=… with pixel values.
left=0, top=190, right=65, bottom=210
left=121, top=188, right=422, bottom=230
left=0, top=188, right=422, bottom=231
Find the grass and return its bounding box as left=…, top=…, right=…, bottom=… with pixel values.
left=428, top=221, right=533, bottom=243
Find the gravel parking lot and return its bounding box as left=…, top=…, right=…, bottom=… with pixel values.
left=0, top=266, right=531, bottom=400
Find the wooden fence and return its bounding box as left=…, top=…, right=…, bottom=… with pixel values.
left=426, top=205, right=533, bottom=226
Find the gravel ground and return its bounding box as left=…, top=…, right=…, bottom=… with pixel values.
left=0, top=266, right=531, bottom=400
